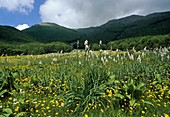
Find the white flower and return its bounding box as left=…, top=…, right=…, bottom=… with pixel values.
left=39, top=61, right=42, bottom=64
left=28, top=61, right=31, bottom=65
left=132, top=47, right=136, bottom=52
left=85, top=45, right=89, bottom=50
left=99, top=40, right=102, bottom=45
left=77, top=40, right=79, bottom=45
left=144, top=47, right=147, bottom=51
left=52, top=58, right=57, bottom=62
left=137, top=55, right=141, bottom=63
left=101, top=57, right=104, bottom=62
left=142, top=52, right=145, bottom=57
left=84, top=40, right=88, bottom=46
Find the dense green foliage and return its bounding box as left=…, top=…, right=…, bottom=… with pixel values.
left=0, top=26, right=34, bottom=43
left=23, top=23, right=81, bottom=43
left=0, top=42, right=73, bottom=55
left=0, top=48, right=170, bottom=117
left=107, top=34, right=170, bottom=50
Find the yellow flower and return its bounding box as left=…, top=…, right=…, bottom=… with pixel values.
left=164, top=113, right=169, bottom=117
left=55, top=112, right=58, bottom=115
left=41, top=104, right=44, bottom=107
left=107, top=105, right=110, bottom=108
left=30, top=108, right=33, bottom=112
left=108, top=91, right=112, bottom=97
left=25, top=100, right=29, bottom=103
left=15, top=106, right=19, bottom=112
left=61, top=102, right=64, bottom=107
left=142, top=111, right=145, bottom=114
left=50, top=100, right=55, bottom=104
left=130, top=107, right=133, bottom=110
left=36, top=110, right=39, bottom=113
left=157, top=104, right=161, bottom=107
left=100, top=109, right=104, bottom=113
left=9, top=97, right=12, bottom=101
left=84, top=114, right=88, bottom=117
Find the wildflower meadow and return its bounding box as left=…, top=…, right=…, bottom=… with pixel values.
left=0, top=43, right=170, bottom=117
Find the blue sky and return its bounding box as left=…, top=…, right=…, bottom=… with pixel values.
left=0, top=0, right=44, bottom=28
left=0, top=0, right=170, bottom=29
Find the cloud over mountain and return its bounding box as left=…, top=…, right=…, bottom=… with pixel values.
left=16, top=24, right=29, bottom=30
left=39, top=0, right=170, bottom=28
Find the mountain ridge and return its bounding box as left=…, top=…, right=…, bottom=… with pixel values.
left=0, top=11, right=170, bottom=44
left=0, top=26, right=35, bottom=43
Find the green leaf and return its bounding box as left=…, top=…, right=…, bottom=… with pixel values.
left=0, top=114, right=10, bottom=117
left=16, top=112, right=27, bottom=117
left=130, top=99, right=136, bottom=107
left=156, top=74, right=161, bottom=83
left=128, top=84, right=135, bottom=94
left=136, top=82, right=145, bottom=89
left=18, top=98, right=25, bottom=103
left=151, top=81, right=158, bottom=85
left=114, top=94, right=124, bottom=99
left=126, top=94, right=131, bottom=99
left=134, top=89, right=143, bottom=99
left=144, top=101, right=153, bottom=106
left=168, top=90, right=170, bottom=95
left=0, top=115, right=6, bottom=117
left=0, top=89, right=7, bottom=96
left=3, top=108, right=13, bottom=114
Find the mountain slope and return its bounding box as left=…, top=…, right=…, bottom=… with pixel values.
left=23, top=23, right=81, bottom=43
left=78, top=11, right=170, bottom=43
left=0, top=26, right=34, bottom=43
left=20, top=11, right=170, bottom=44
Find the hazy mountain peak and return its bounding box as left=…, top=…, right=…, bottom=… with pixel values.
left=38, top=22, right=59, bottom=27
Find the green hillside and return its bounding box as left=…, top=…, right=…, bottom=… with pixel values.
left=22, top=23, right=81, bottom=43
left=107, top=34, right=170, bottom=50
left=0, top=11, right=170, bottom=55
left=78, top=11, right=170, bottom=43
left=21, top=11, right=170, bottom=44
left=0, top=26, right=34, bottom=43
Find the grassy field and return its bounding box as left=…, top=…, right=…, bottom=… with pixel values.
left=0, top=47, right=170, bottom=117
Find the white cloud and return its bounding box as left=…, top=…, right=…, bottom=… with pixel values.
left=16, top=24, right=29, bottom=30
left=39, top=0, right=170, bottom=29
left=0, top=0, right=34, bottom=14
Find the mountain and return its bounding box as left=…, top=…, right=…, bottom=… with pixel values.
left=23, top=23, right=81, bottom=43
left=0, top=26, right=34, bottom=43
left=78, top=11, right=170, bottom=43
left=1, top=11, right=170, bottom=45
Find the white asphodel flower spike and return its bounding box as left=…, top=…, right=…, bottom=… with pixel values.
left=99, top=40, right=102, bottom=45
left=137, top=55, right=141, bottom=63
left=144, top=47, right=147, bottom=51
left=85, top=45, right=89, bottom=50
left=77, top=40, right=79, bottom=45
left=84, top=40, right=88, bottom=46
left=77, top=40, right=79, bottom=48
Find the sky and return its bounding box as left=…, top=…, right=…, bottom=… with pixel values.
left=0, top=0, right=170, bottom=30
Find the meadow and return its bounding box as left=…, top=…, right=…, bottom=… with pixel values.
left=0, top=47, right=170, bottom=117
